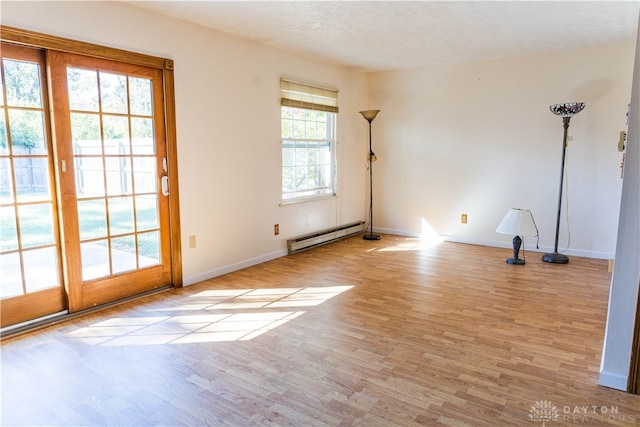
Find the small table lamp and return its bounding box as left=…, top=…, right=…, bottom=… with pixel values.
left=496, top=208, right=539, bottom=265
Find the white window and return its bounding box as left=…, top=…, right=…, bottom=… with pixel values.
left=280, top=79, right=337, bottom=202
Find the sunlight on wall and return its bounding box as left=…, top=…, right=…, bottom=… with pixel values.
left=66, top=286, right=353, bottom=346
left=377, top=218, right=442, bottom=252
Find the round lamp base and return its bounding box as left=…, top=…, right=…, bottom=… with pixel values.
left=542, top=252, right=569, bottom=264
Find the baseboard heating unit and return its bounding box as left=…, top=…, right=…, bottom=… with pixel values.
left=287, top=221, right=365, bottom=255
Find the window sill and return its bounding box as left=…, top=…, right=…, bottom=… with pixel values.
left=279, top=193, right=336, bottom=206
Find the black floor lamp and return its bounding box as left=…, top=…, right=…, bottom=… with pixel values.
left=542, top=102, right=585, bottom=264
left=360, top=109, right=380, bottom=240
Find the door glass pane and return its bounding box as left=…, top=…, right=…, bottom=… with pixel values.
left=8, top=109, right=46, bottom=155
left=71, top=113, right=101, bottom=155
left=77, top=199, right=107, bottom=240
left=0, top=157, right=14, bottom=203
left=3, top=59, right=42, bottom=108
left=136, top=195, right=158, bottom=231
left=103, top=115, right=130, bottom=155
left=18, top=203, right=55, bottom=248
left=108, top=196, right=134, bottom=235
left=138, top=231, right=160, bottom=267
left=23, top=247, right=59, bottom=292
left=81, top=240, right=110, bottom=281
left=0, top=206, right=18, bottom=251
left=75, top=156, right=105, bottom=197
left=0, top=111, right=8, bottom=155
left=13, top=157, right=50, bottom=202
left=111, top=235, right=136, bottom=273
left=131, top=118, right=154, bottom=154
left=67, top=68, right=99, bottom=112
left=105, top=156, right=132, bottom=196
left=129, top=77, right=152, bottom=115
left=100, top=72, right=127, bottom=114
left=0, top=252, right=22, bottom=298
left=133, top=157, right=156, bottom=193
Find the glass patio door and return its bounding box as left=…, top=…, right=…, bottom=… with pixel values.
left=0, top=44, right=66, bottom=327
left=48, top=51, right=173, bottom=312
left=1, top=43, right=175, bottom=328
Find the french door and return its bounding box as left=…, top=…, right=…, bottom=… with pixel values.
left=0, top=44, right=65, bottom=326
left=1, top=39, right=178, bottom=328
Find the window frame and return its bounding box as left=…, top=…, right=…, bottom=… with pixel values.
left=281, top=106, right=337, bottom=203
left=280, top=79, right=338, bottom=204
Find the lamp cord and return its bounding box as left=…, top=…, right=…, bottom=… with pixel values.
left=528, top=209, right=540, bottom=250
left=522, top=209, right=540, bottom=262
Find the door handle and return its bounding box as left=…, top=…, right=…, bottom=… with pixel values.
left=161, top=175, right=169, bottom=196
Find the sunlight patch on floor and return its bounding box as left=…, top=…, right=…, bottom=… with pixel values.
left=66, top=286, right=353, bottom=346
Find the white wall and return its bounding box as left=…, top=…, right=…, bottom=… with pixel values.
left=600, top=12, right=640, bottom=392
left=367, top=44, right=635, bottom=258
left=1, top=1, right=369, bottom=285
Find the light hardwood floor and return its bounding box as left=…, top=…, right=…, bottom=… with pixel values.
left=2, top=235, right=639, bottom=426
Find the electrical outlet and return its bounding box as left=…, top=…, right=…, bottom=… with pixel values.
left=461, top=213, right=468, bottom=224
left=189, top=235, right=196, bottom=248
left=274, top=224, right=279, bottom=235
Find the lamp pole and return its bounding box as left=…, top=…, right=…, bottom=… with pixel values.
left=552, top=118, right=570, bottom=254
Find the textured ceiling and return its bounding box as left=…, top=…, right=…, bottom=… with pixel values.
left=128, top=1, right=640, bottom=72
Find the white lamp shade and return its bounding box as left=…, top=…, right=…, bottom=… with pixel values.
left=496, top=208, right=538, bottom=236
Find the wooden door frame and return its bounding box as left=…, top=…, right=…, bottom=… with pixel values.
left=1, top=26, right=183, bottom=289
left=628, top=280, right=640, bottom=393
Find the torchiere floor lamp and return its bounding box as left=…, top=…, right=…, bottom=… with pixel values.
left=542, top=102, right=585, bottom=264
left=360, top=109, right=380, bottom=240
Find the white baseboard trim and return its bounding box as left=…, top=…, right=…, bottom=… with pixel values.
left=183, top=248, right=288, bottom=286
left=598, top=370, right=628, bottom=391
left=373, top=227, right=613, bottom=260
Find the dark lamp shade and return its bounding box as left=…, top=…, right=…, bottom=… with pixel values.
left=550, top=102, right=585, bottom=118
